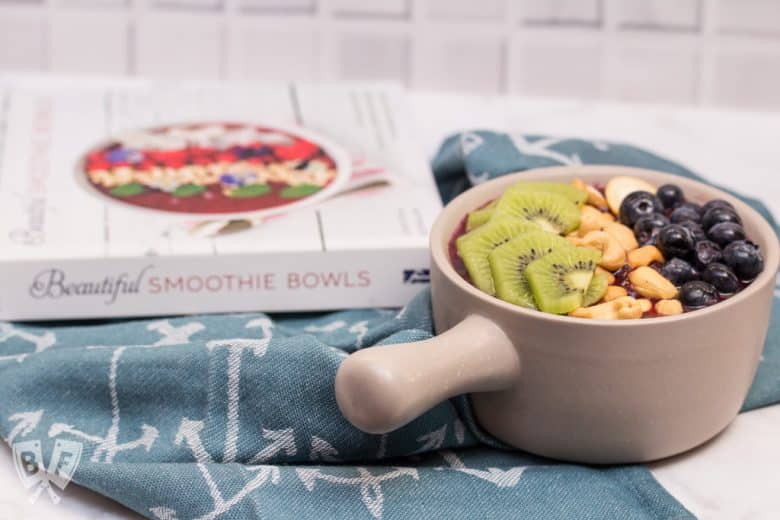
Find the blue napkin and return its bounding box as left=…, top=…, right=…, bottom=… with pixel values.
left=1, top=132, right=775, bottom=519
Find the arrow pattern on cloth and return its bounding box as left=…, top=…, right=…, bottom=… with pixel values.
left=436, top=451, right=527, bottom=488
left=413, top=425, right=447, bottom=454
left=297, top=467, right=419, bottom=519
left=248, top=429, right=297, bottom=464
left=309, top=436, right=341, bottom=462
left=6, top=410, right=43, bottom=444
left=45, top=320, right=205, bottom=462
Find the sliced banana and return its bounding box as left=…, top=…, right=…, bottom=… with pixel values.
left=605, top=176, right=657, bottom=215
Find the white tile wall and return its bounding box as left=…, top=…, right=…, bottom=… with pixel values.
left=0, top=0, right=779, bottom=110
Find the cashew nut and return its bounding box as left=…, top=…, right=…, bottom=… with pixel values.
left=604, top=285, right=628, bottom=301
left=636, top=299, right=653, bottom=313
left=571, top=230, right=626, bottom=271
left=572, top=178, right=609, bottom=210
left=578, top=205, right=615, bottom=236
left=570, top=296, right=644, bottom=320
left=656, top=299, right=683, bottom=316
left=627, top=245, right=665, bottom=269
left=628, top=266, right=678, bottom=300
left=604, top=222, right=639, bottom=251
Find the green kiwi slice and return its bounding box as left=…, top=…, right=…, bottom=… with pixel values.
left=465, top=200, right=497, bottom=231
left=508, top=181, right=587, bottom=207
left=488, top=230, right=573, bottom=309
left=582, top=270, right=609, bottom=307
left=493, top=191, right=580, bottom=235
left=524, top=247, right=601, bottom=314
left=456, top=217, right=539, bottom=295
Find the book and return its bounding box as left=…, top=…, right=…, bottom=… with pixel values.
left=0, top=77, right=441, bottom=320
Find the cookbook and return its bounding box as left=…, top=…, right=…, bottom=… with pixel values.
left=0, top=77, right=441, bottom=320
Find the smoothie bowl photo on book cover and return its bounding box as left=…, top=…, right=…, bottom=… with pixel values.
left=76, top=122, right=351, bottom=219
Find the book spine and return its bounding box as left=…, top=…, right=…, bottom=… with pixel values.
left=0, top=248, right=431, bottom=320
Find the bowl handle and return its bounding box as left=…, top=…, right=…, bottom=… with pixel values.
left=335, top=314, right=519, bottom=434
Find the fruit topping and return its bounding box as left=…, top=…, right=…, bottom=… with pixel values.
left=451, top=175, right=763, bottom=319
left=488, top=231, right=571, bottom=308
left=701, top=207, right=742, bottom=231
left=669, top=202, right=702, bottom=224
left=582, top=271, right=610, bottom=307
left=679, top=220, right=706, bottom=242
left=657, top=184, right=684, bottom=210
left=707, top=222, right=746, bottom=247
left=605, top=176, right=657, bottom=215
left=701, top=263, right=740, bottom=295
left=619, top=191, right=664, bottom=228
left=722, top=240, right=764, bottom=281
left=701, top=199, right=735, bottom=214
left=655, top=299, right=683, bottom=316
left=465, top=200, right=497, bottom=231
left=456, top=217, right=539, bottom=294
left=508, top=181, right=587, bottom=207
left=569, top=296, right=644, bottom=320
left=679, top=281, right=720, bottom=309
left=656, top=224, right=695, bottom=259
left=660, top=258, right=699, bottom=287
left=525, top=247, right=601, bottom=314
left=493, top=190, right=580, bottom=234
left=628, top=266, right=679, bottom=300
left=627, top=245, right=665, bottom=269
left=596, top=266, right=616, bottom=285
left=633, top=213, right=669, bottom=245
left=692, top=240, right=723, bottom=269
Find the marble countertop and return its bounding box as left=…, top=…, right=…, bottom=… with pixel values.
left=1, top=90, right=779, bottom=519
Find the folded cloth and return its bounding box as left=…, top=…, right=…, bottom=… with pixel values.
left=1, top=132, right=775, bottom=520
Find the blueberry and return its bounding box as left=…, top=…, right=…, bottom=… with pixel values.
left=707, top=222, right=746, bottom=247
left=633, top=213, right=669, bottom=245
left=723, top=240, right=764, bottom=281
left=656, top=224, right=695, bottom=259
left=657, top=184, right=685, bottom=210
left=680, top=281, right=720, bottom=309
left=701, top=263, right=740, bottom=295
left=660, top=258, right=699, bottom=287
left=619, top=191, right=664, bottom=228
left=679, top=220, right=707, bottom=242
left=701, top=207, right=742, bottom=231
left=692, top=240, right=723, bottom=269
left=702, top=199, right=735, bottom=214
left=670, top=203, right=702, bottom=224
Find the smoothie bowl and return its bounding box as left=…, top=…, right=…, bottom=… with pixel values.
left=335, top=165, right=779, bottom=464
left=77, top=122, right=350, bottom=220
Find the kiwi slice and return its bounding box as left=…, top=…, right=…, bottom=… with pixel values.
left=493, top=191, right=580, bottom=235
left=509, top=181, right=587, bottom=207
left=466, top=200, right=497, bottom=231
left=524, top=247, right=601, bottom=314
left=456, top=217, right=539, bottom=295
left=582, top=270, right=609, bottom=307
left=488, top=230, right=573, bottom=309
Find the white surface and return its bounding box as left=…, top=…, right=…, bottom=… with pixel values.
left=2, top=0, right=780, bottom=109
left=0, top=89, right=779, bottom=517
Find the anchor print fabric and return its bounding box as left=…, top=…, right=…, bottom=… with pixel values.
left=0, top=134, right=775, bottom=519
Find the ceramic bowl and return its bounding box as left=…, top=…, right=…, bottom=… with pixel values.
left=335, top=165, right=779, bottom=464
